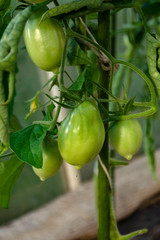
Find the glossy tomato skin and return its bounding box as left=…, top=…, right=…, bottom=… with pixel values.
left=32, top=137, right=63, bottom=181
left=109, top=119, right=143, bottom=160
left=23, top=8, right=65, bottom=73
left=58, top=100, right=105, bottom=168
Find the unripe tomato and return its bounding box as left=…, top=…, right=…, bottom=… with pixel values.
left=109, top=119, right=143, bottom=160
left=32, top=137, right=63, bottom=181
left=58, top=100, right=105, bottom=168
left=23, top=8, right=65, bottom=73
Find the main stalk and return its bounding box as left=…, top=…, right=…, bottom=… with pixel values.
left=97, top=10, right=111, bottom=240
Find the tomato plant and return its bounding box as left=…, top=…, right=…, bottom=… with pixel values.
left=109, top=119, right=143, bottom=160
left=58, top=100, right=105, bottom=169
left=23, top=8, right=65, bottom=73
left=0, top=1, right=159, bottom=239
left=32, top=136, right=63, bottom=181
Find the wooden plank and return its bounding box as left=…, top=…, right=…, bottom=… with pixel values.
left=115, top=149, right=160, bottom=220
left=0, top=150, right=160, bottom=240
left=0, top=181, right=97, bottom=240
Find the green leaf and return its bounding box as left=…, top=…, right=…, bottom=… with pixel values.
left=143, top=118, right=157, bottom=180
left=49, top=75, right=57, bottom=91
left=42, top=74, right=57, bottom=90
left=123, top=97, right=136, bottom=115
left=67, top=38, right=92, bottom=66
left=44, top=102, right=55, bottom=121
left=0, top=155, right=24, bottom=208
left=43, top=103, right=57, bottom=136
left=87, top=12, right=98, bottom=20
left=122, top=84, right=128, bottom=101
left=10, top=124, right=49, bottom=168
left=69, top=68, right=86, bottom=91
left=42, top=0, right=103, bottom=21
left=44, top=91, right=78, bottom=108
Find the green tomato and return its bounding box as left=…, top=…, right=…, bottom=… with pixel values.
left=109, top=119, right=143, bottom=160
left=32, top=137, right=63, bottom=181
left=23, top=8, right=65, bottom=73
left=58, top=100, right=105, bottom=168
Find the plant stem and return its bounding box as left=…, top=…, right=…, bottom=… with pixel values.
left=0, top=152, right=14, bottom=159
left=67, top=29, right=156, bottom=117
left=67, top=27, right=115, bottom=63
left=97, top=10, right=110, bottom=240
left=48, top=33, right=69, bottom=132
left=136, top=7, right=149, bottom=33
left=115, top=60, right=157, bottom=107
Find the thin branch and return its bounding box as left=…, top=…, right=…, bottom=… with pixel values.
left=79, top=17, right=111, bottom=71
left=79, top=17, right=97, bottom=43
left=98, top=155, right=112, bottom=190
left=0, top=152, right=14, bottom=159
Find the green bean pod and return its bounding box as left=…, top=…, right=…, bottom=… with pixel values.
left=0, top=6, right=33, bottom=72
left=0, top=71, right=8, bottom=153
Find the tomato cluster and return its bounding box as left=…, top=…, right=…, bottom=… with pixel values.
left=33, top=100, right=105, bottom=180
left=23, top=8, right=143, bottom=181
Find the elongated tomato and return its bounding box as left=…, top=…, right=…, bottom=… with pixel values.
left=24, top=8, right=65, bottom=73
left=58, top=100, right=105, bottom=169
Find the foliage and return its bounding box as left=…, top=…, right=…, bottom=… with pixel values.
left=0, top=0, right=159, bottom=239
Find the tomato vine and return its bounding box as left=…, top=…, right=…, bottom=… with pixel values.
left=0, top=0, right=159, bottom=239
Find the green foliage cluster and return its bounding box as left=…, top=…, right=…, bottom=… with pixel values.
left=0, top=0, right=159, bottom=239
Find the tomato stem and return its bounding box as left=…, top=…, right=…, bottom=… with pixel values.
left=136, top=6, right=149, bottom=33
left=48, top=31, right=69, bottom=132
left=97, top=10, right=110, bottom=240
left=67, top=27, right=157, bottom=120
left=0, top=152, right=14, bottom=159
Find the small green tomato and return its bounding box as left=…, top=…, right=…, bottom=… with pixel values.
left=109, top=119, right=143, bottom=160
left=23, top=8, right=65, bottom=73
left=32, top=137, right=63, bottom=181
